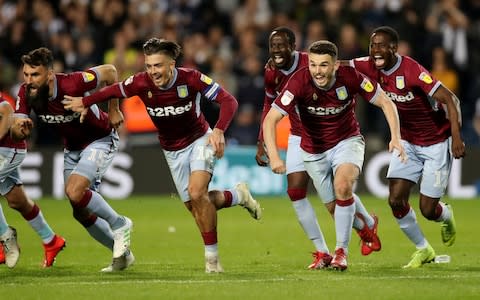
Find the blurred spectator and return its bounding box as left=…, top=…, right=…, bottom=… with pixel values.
left=0, top=0, right=479, bottom=148
left=227, top=104, right=259, bottom=146
left=431, top=47, right=459, bottom=94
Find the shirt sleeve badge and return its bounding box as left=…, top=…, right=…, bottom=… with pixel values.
left=419, top=72, right=433, bottom=84
left=360, top=78, right=374, bottom=93
left=82, top=72, right=95, bottom=83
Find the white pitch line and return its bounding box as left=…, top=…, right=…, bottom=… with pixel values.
left=4, top=273, right=480, bottom=287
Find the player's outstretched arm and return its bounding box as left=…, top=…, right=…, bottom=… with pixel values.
left=263, top=108, right=286, bottom=174
left=0, top=101, right=14, bottom=139
left=433, top=85, right=465, bottom=159
left=373, top=90, right=407, bottom=162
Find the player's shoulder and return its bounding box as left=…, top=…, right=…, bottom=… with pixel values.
left=398, top=55, right=425, bottom=72
left=337, top=65, right=360, bottom=79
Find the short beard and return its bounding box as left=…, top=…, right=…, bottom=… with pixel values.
left=26, top=83, right=50, bottom=112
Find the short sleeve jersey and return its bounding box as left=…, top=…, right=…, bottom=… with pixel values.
left=263, top=51, right=308, bottom=137
left=0, top=100, right=26, bottom=149
left=273, top=65, right=381, bottom=153
left=119, top=68, right=217, bottom=151
left=16, top=70, right=112, bottom=150
left=350, top=55, right=450, bottom=146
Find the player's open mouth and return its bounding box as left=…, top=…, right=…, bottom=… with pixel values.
left=374, top=55, right=385, bottom=68
left=273, top=55, right=284, bottom=64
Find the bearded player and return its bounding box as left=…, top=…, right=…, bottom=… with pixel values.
left=17, top=47, right=133, bottom=272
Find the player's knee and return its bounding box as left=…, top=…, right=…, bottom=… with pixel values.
left=188, top=186, right=206, bottom=202
left=389, top=198, right=410, bottom=218
left=65, top=184, right=85, bottom=203
left=287, top=188, right=307, bottom=201
left=333, top=181, right=352, bottom=198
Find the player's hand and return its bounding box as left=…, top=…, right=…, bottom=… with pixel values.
left=207, top=128, right=225, bottom=158
left=108, top=108, right=124, bottom=129
left=451, top=136, right=466, bottom=159
left=270, top=157, right=286, bottom=174
left=255, top=141, right=269, bottom=166
left=62, top=95, right=86, bottom=113
left=389, top=139, right=408, bottom=163
left=10, top=118, right=33, bottom=141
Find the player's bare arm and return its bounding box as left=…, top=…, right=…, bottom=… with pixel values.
left=373, top=90, right=407, bottom=162
left=207, top=128, right=225, bottom=158
left=63, top=95, right=85, bottom=112
left=10, top=117, right=33, bottom=141
left=263, top=108, right=286, bottom=174
left=91, top=65, right=124, bottom=129
left=255, top=140, right=269, bottom=167
left=433, top=85, right=465, bottom=158
left=0, top=101, right=14, bottom=139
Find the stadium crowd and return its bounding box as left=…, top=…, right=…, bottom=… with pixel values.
left=1, top=0, right=480, bottom=148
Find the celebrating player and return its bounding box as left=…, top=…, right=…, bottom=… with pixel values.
left=263, top=40, right=406, bottom=271
left=63, top=38, right=262, bottom=273
left=348, top=26, right=465, bottom=268
left=0, top=98, right=65, bottom=268
left=258, top=27, right=382, bottom=269
left=17, top=47, right=133, bottom=272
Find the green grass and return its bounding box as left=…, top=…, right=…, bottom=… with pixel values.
left=1, top=195, right=479, bottom=299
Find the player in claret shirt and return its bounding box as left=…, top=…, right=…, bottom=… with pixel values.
left=263, top=40, right=406, bottom=271
left=258, top=27, right=383, bottom=270
left=349, top=26, right=465, bottom=268
left=17, top=47, right=133, bottom=272
left=63, top=38, right=262, bottom=273
left=0, top=98, right=66, bottom=268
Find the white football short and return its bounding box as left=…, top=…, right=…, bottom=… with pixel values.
left=0, top=147, right=26, bottom=196
left=286, top=134, right=306, bottom=175
left=163, top=130, right=216, bottom=202
left=387, top=137, right=452, bottom=198
left=64, top=130, right=119, bottom=191
left=302, top=135, right=365, bottom=203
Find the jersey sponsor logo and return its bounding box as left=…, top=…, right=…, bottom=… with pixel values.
left=38, top=112, right=81, bottom=124
left=280, top=90, right=294, bottom=106
left=360, top=78, right=374, bottom=93
left=385, top=91, right=414, bottom=102
left=146, top=101, right=192, bottom=117
left=307, top=100, right=351, bottom=115
left=82, top=72, right=95, bottom=83
left=419, top=72, right=433, bottom=84
left=177, top=85, right=188, bottom=98
left=200, top=74, right=213, bottom=85
left=335, top=86, right=348, bottom=100
left=395, top=76, right=405, bottom=89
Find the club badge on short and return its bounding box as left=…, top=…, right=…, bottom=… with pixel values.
left=396, top=76, right=405, bottom=89
left=336, top=86, right=348, bottom=100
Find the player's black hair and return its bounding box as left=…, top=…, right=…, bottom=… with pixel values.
left=308, top=40, right=338, bottom=60
left=143, top=38, right=182, bottom=60
left=270, top=27, right=296, bottom=46
left=21, top=47, right=54, bottom=69
left=372, top=26, right=399, bottom=46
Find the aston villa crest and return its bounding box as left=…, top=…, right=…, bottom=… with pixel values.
left=147, top=91, right=152, bottom=98
left=396, top=76, right=405, bottom=89
left=313, top=93, right=318, bottom=101
left=177, top=85, right=188, bottom=98
left=335, top=86, right=348, bottom=100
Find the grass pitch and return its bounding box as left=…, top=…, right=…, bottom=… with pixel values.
left=1, top=195, right=479, bottom=299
